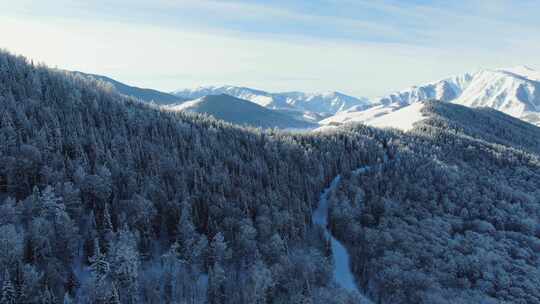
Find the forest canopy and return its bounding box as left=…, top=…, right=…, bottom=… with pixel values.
left=0, top=50, right=539, bottom=304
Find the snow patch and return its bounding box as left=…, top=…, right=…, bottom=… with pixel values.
left=164, top=98, right=203, bottom=111
left=366, top=102, right=426, bottom=131
left=318, top=102, right=425, bottom=132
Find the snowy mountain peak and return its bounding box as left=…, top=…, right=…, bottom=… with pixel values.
left=172, top=85, right=371, bottom=117
left=383, top=67, right=540, bottom=124
left=323, top=66, right=540, bottom=128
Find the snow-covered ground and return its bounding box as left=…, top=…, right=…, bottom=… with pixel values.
left=316, top=102, right=426, bottom=132
left=367, top=102, right=426, bottom=131
left=164, top=98, right=203, bottom=111
left=319, top=103, right=399, bottom=126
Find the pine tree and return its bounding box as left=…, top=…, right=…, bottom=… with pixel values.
left=103, top=204, right=114, bottom=234
left=16, top=264, right=41, bottom=304
left=41, top=285, right=56, bottom=304
left=0, top=110, right=17, bottom=155
left=108, top=284, right=121, bottom=304
left=12, top=263, right=24, bottom=302
left=38, top=185, right=62, bottom=221
left=208, top=232, right=228, bottom=267
left=0, top=271, right=16, bottom=304
left=89, top=239, right=110, bottom=281
left=83, top=211, right=98, bottom=264
left=208, top=262, right=226, bottom=304
left=109, top=229, right=139, bottom=304
left=176, top=201, right=196, bottom=263
left=102, top=204, right=115, bottom=251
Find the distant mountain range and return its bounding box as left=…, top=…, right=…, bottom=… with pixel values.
left=70, top=75, right=370, bottom=128
left=172, top=85, right=372, bottom=117
left=322, top=66, right=540, bottom=128
left=164, top=94, right=317, bottom=129
left=75, top=66, right=540, bottom=129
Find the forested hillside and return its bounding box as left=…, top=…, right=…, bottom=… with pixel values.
left=71, top=71, right=186, bottom=105
left=1, top=50, right=539, bottom=304
left=0, top=51, right=392, bottom=303
left=329, top=102, right=540, bottom=303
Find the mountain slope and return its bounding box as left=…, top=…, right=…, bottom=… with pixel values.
left=367, top=102, right=426, bottom=131
left=173, top=85, right=371, bottom=117
left=0, top=50, right=385, bottom=303
left=421, top=101, right=540, bottom=154
left=452, top=68, right=540, bottom=125
left=165, top=94, right=317, bottom=129
left=72, top=71, right=186, bottom=105
left=318, top=102, right=427, bottom=132
left=321, top=103, right=406, bottom=127
left=329, top=101, right=540, bottom=303
left=2, top=50, right=540, bottom=304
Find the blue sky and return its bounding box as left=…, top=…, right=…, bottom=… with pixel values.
left=1, top=0, right=539, bottom=97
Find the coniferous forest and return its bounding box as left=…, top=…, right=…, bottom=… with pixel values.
left=0, top=51, right=539, bottom=304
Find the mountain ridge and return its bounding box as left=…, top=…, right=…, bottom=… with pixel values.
left=172, top=85, right=372, bottom=117
left=164, top=93, right=317, bottom=129
left=71, top=71, right=186, bottom=105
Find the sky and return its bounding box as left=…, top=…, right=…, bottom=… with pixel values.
left=1, top=0, right=539, bottom=98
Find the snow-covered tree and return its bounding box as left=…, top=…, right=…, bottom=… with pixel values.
left=0, top=271, right=16, bottom=304
left=89, top=239, right=110, bottom=281
left=0, top=225, right=23, bottom=272
left=109, top=229, right=139, bottom=304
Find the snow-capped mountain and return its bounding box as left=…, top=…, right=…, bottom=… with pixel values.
left=173, top=86, right=291, bottom=109
left=172, top=85, right=371, bottom=118
left=377, top=73, right=474, bottom=106
left=279, top=91, right=372, bottom=115
left=323, top=66, right=540, bottom=127
left=453, top=68, right=540, bottom=124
